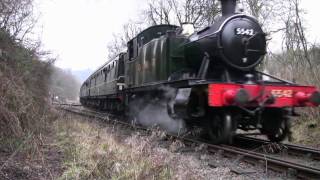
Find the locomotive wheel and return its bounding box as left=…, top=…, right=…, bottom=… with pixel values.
left=261, top=109, right=290, bottom=142
left=266, top=117, right=289, bottom=142
left=207, top=113, right=233, bottom=144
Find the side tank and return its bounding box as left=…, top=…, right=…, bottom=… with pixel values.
left=124, top=25, right=189, bottom=88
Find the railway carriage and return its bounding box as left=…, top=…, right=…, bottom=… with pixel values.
left=80, top=0, right=320, bottom=143
left=80, top=53, right=125, bottom=110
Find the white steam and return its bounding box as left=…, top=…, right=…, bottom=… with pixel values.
left=129, top=87, right=187, bottom=135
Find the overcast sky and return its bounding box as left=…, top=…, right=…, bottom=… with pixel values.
left=35, top=0, right=144, bottom=71
left=34, top=0, right=320, bottom=72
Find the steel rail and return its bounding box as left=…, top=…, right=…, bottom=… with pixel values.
left=219, top=144, right=320, bottom=179
left=234, top=136, right=320, bottom=161
left=57, top=104, right=320, bottom=179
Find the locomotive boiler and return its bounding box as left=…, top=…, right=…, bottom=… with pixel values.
left=80, top=0, right=320, bottom=143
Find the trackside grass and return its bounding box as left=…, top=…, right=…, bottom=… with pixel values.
left=54, top=114, right=172, bottom=180
left=53, top=112, right=237, bottom=180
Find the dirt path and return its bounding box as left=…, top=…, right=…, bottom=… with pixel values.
left=0, top=132, right=64, bottom=180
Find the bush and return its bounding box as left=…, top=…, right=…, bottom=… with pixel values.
left=0, top=29, right=53, bottom=145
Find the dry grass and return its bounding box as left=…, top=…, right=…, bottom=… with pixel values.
left=0, top=59, right=55, bottom=163
left=291, top=116, right=320, bottom=147
left=0, top=29, right=54, bottom=152
left=54, top=113, right=236, bottom=180
left=0, top=30, right=60, bottom=179
left=54, top=114, right=172, bottom=180
left=0, top=60, right=52, bottom=136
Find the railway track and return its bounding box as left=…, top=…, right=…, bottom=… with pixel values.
left=56, top=104, right=320, bottom=179
left=234, top=136, right=320, bottom=161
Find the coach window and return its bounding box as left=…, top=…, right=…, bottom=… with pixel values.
left=128, top=40, right=133, bottom=60
left=111, top=62, right=115, bottom=79
left=133, top=38, right=138, bottom=58
left=139, top=36, right=144, bottom=47
left=108, top=65, right=111, bottom=81
left=128, top=38, right=138, bottom=61
left=114, top=61, right=118, bottom=76
left=104, top=69, right=107, bottom=82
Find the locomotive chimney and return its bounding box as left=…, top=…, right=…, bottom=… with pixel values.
left=220, top=0, right=236, bottom=16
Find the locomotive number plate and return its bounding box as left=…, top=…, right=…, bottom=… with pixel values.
left=235, top=28, right=255, bottom=36
left=270, top=89, right=293, bottom=98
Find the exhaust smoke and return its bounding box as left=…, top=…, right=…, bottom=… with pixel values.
left=128, top=86, right=187, bottom=135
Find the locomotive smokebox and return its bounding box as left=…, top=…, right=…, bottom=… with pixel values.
left=185, top=0, right=266, bottom=71
left=220, top=0, right=236, bottom=16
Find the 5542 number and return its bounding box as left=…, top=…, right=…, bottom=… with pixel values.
left=271, top=89, right=293, bottom=98
left=235, top=28, right=255, bottom=36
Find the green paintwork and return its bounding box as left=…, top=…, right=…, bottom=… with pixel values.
left=80, top=25, right=201, bottom=98
left=125, top=31, right=189, bottom=88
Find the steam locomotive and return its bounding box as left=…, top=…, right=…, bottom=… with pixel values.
left=80, top=0, right=320, bottom=143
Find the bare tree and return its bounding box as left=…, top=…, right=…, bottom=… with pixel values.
left=107, top=21, right=144, bottom=59
left=239, top=0, right=289, bottom=34
left=144, top=0, right=220, bottom=28
left=260, top=0, right=320, bottom=88
left=0, top=0, right=36, bottom=42
left=107, top=0, right=220, bottom=59
left=282, top=0, right=310, bottom=65
left=145, top=0, right=173, bottom=25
